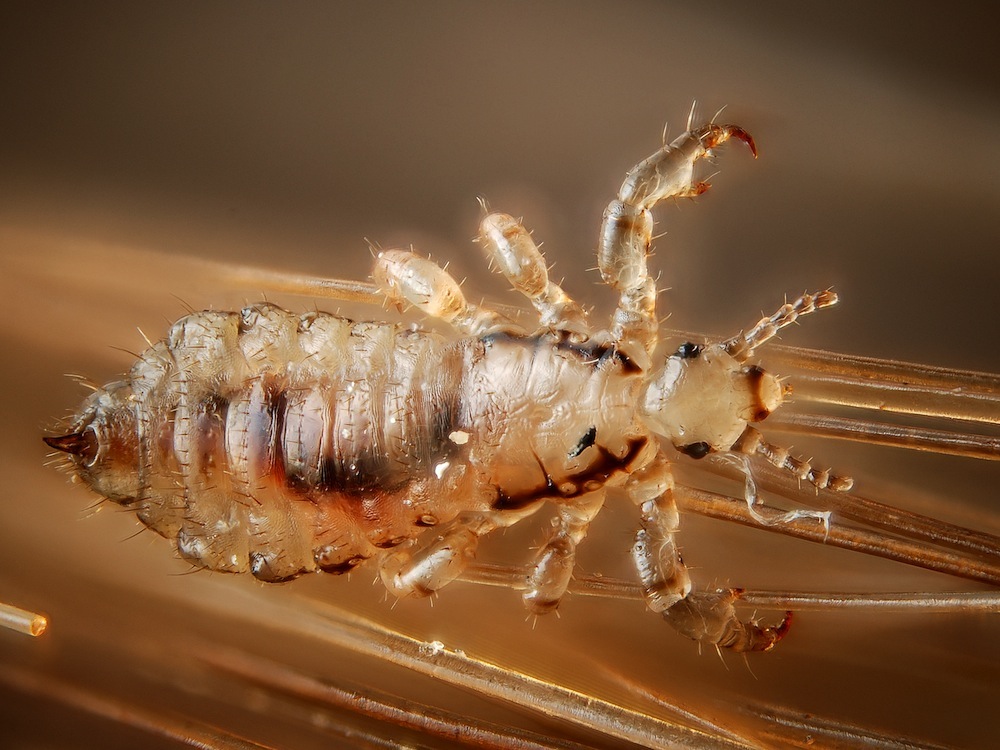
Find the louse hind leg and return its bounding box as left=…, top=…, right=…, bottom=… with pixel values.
left=522, top=491, right=606, bottom=614
left=629, top=451, right=789, bottom=652
left=372, top=249, right=519, bottom=336
left=600, top=121, right=757, bottom=361
left=477, top=212, right=590, bottom=338
left=379, top=512, right=505, bottom=599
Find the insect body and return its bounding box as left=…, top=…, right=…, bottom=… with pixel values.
left=46, top=118, right=849, bottom=652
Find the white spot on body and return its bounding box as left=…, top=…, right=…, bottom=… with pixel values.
left=448, top=430, right=470, bottom=445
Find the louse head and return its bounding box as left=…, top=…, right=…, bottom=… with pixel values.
left=44, top=381, right=140, bottom=505
left=639, top=341, right=786, bottom=459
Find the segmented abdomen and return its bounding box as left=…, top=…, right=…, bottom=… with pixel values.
left=101, top=303, right=465, bottom=582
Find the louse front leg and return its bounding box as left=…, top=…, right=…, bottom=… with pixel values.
left=600, top=122, right=757, bottom=360
left=522, top=491, right=606, bottom=614
left=478, top=212, right=590, bottom=338
left=629, top=452, right=790, bottom=652
left=373, top=249, right=520, bottom=336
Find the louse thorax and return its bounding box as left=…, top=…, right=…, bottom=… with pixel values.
left=639, top=342, right=786, bottom=459
left=461, top=330, right=650, bottom=504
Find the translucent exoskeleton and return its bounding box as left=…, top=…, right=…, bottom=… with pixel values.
left=43, top=117, right=867, bottom=654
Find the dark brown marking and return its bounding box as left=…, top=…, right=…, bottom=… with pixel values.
left=482, top=330, right=643, bottom=375
left=412, top=585, right=434, bottom=597
left=527, top=598, right=560, bottom=614
left=678, top=441, right=712, bottom=459
left=314, top=546, right=368, bottom=574
left=266, top=383, right=288, bottom=485
left=493, top=437, right=649, bottom=510
left=745, top=364, right=772, bottom=422
left=44, top=429, right=99, bottom=464
left=568, top=426, right=597, bottom=459
left=316, top=556, right=366, bottom=575
left=316, top=396, right=391, bottom=495
left=610, top=212, right=645, bottom=231
left=427, top=356, right=463, bottom=461
left=317, top=454, right=396, bottom=495
left=284, top=470, right=312, bottom=495
left=676, top=342, right=702, bottom=360
left=250, top=551, right=304, bottom=583
left=374, top=536, right=408, bottom=549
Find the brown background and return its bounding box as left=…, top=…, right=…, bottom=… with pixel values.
left=2, top=3, right=998, bottom=748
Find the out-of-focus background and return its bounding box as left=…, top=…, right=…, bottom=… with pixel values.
left=2, top=3, right=998, bottom=748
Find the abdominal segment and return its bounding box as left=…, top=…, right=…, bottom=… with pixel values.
left=97, top=304, right=467, bottom=582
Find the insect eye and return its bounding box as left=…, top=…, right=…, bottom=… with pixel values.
left=675, top=342, right=702, bottom=359
left=677, top=441, right=712, bottom=459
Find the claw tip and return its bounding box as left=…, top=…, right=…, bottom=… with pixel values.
left=43, top=430, right=98, bottom=463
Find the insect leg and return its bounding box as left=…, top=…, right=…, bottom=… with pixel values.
left=627, top=453, right=691, bottom=613
left=721, top=290, right=839, bottom=362
left=732, top=425, right=854, bottom=492
left=600, top=121, right=757, bottom=361
left=372, top=249, right=520, bottom=336
left=522, top=491, right=606, bottom=614
left=379, top=511, right=505, bottom=598
left=663, top=590, right=792, bottom=653
left=478, top=212, right=590, bottom=337
left=629, top=451, right=790, bottom=652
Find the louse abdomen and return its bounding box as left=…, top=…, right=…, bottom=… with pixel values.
left=53, top=303, right=468, bottom=583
